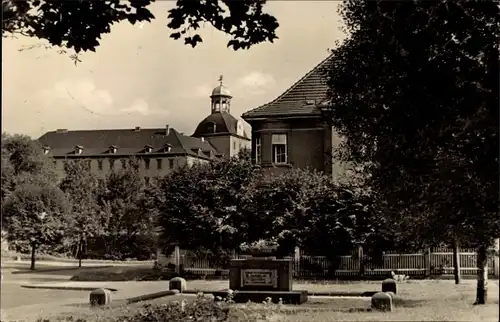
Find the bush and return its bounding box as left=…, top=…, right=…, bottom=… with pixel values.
left=124, top=296, right=229, bottom=322
left=85, top=234, right=157, bottom=261
left=34, top=293, right=282, bottom=322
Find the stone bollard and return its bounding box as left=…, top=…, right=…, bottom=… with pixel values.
left=384, top=291, right=396, bottom=300
left=371, top=292, right=393, bottom=312
left=169, top=277, right=187, bottom=293
left=89, top=288, right=112, bottom=306
left=382, top=278, right=397, bottom=294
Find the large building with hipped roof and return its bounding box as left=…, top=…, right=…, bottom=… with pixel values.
left=37, top=77, right=251, bottom=179
left=242, top=53, right=347, bottom=176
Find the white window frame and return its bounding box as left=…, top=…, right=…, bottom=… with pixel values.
left=255, top=137, right=262, bottom=164
left=271, top=134, right=288, bottom=164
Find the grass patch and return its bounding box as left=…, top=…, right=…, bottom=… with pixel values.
left=11, top=265, right=112, bottom=275
left=70, top=266, right=177, bottom=282
left=1, top=251, right=73, bottom=262
left=1, top=251, right=153, bottom=264
left=26, top=290, right=500, bottom=322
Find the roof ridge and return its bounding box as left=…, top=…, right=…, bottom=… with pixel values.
left=242, top=53, right=333, bottom=117
left=169, top=129, right=190, bottom=154
left=43, top=127, right=171, bottom=134
left=220, top=112, right=236, bottom=132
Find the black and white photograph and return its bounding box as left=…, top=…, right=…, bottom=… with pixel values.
left=1, top=0, right=499, bottom=321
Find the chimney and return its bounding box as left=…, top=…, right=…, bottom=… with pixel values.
left=56, top=129, right=68, bottom=133
left=165, top=125, right=170, bottom=135
left=135, top=126, right=141, bottom=132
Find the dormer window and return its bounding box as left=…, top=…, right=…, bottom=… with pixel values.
left=75, top=145, right=83, bottom=155
left=144, top=145, right=153, bottom=153
left=191, top=148, right=202, bottom=156
left=208, top=122, right=216, bottom=133
left=109, top=145, right=117, bottom=154
left=204, top=150, right=215, bottom=159
left=42, top=146, right=50, bottom=155
left=164, top=144, right=172, bottom=153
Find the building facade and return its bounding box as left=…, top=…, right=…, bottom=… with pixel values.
left=38, top=78, right=250, bottom=178
left=242, top=54, right=346, bottom=176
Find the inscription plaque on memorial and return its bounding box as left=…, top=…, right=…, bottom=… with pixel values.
left=240, top=269, right=277, bottom=288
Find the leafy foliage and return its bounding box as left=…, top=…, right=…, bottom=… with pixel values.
left=254, top=168, right=376, bottom=259
left=3, top=0, right=278, bottom=53
left=59, top=159, right=102, bottom=264
left=95, top=158, right=156, bottom=260
left=323, top=0, right=500, bottom=250
left=1, top=133, right=58, bottom=203
left=1, top=133, right=59, bottom=247
left=155, top=154, right=262, bottom=263
left=3, top=182, right=69, bottom=268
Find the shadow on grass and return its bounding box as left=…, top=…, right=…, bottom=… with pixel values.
left=392, top=298, right=429, bottom=308
left=69, top=267, right=178, bottom=282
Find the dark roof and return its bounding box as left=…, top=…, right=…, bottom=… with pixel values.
left=192, top=112, right=249, bottom=139
left=38, top=127, right=218, bottom=159
left=242, top=54, right=333, bottom=119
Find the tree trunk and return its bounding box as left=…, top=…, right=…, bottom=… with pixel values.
left=30, top=242, right=36, bottom=270
left=452, top=240, right=461, bottom=284
left=474, top=244, right=488, bottom=305
left=78, top=236, right=83, bottom=268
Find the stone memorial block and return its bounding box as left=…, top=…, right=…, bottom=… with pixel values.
left=213, top=257, right=307, bottom=304
left=229, top=258, right=292, bottom=292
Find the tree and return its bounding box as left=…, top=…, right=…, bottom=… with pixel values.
left=1, top=133, right=58, bottom=193
left=2, top=0, right=278, bottom=53
left=3, top=182, right=69, bottom=269
left=96, top=158, right=155, bottom=260
left=155, top=154, right=261, bottom=265
left=59, top=160, right=102, bottom=267
left=254, top=168, right=376, bottom=267
left=323, top=0, right=499, bottom=303
left=1, top=133, right=59, bottom=245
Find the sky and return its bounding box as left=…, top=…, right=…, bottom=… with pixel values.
left=2, top=1, right=346, bottom=139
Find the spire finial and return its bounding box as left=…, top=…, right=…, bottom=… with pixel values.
left=218, top=74, right=223, bottom=85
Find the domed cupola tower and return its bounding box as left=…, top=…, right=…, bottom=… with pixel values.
left=210, top=75, right=232, bottom=114
left=192, top=75, right=251, bottom=158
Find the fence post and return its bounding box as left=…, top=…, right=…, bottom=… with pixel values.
left=358, top=245, right=364, bottom=278
left=425, top=248, right=432, bottom=277
left=174, top=245, right=181, bottom=274
left=294, top=246, right=301, bottom=278
left=452, top=241, right=461, bottom=284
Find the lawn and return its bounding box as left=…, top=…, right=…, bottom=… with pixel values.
left=2, top=263, right=498, bottom=322
left=8, top=279, right=498, bottom=322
